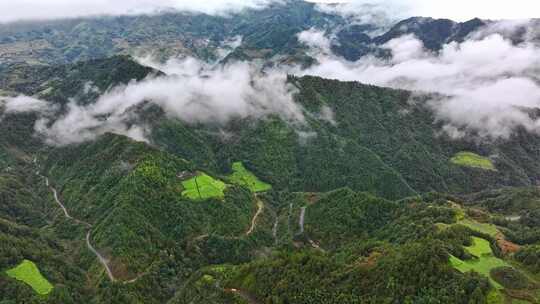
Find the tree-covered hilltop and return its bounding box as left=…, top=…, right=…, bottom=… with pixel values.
left=2, top=56, right=540, bottom=303
left=3, top=0, right=526, bottom=68
left=3, top=56, right=540, bottom=199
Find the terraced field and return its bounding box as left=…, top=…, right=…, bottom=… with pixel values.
left=458, top=219, right=499, bottom=237
left=5, top=260, right=53, bottom=295
left=228, top=162, right=271, bottom=193
left=450, top=237, right=511, bottom=289
left=450, top=152, right=496, bottom=171
left=182, top=172, right=227, bottom=200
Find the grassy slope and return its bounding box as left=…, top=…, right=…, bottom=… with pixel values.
left=451, top=152, right=496, bottom=171
left=450, top=237, right=510, bottom=289
left=228, top=162, right=271, bottom=193
left=6, top=260, right=54, bottom=295
left=182, top=173, right=227, bottom=200
left=458, top=219, right=499, bottom=237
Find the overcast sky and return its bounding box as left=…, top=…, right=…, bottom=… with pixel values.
left=0, top=0, right=539, bottom=23
left=310, top=0, right=540, bottom=21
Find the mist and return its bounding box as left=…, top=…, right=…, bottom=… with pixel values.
left=0, top=0, right=282, bottom=23
left=311, top=0, right=540, bottom=22
left=296, top=23, right=540, bottom=139
left=4, top=58, right=304, bottom=146
left=1, top=96, right=53, bottom=114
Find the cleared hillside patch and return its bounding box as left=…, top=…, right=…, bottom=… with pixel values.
left=458, top=219, right=499, bottom=237
left=450, top=237, right=511, bottom=289
left=450, top=152, right=496, bottom=171
left=228, top=162, right=271, bottom=193
left=5, top=260, right=53, bottom=295
left=182, top=173, right=226, bottom=200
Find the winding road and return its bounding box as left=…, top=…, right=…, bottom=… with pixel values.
left=246, top=198, right=264, bottom=236
left=86, top=231, right=116, bottom=282
left=299, top=207, right=306, bottom=234
left=297, top=206, right=324, bottom=252
left=43, top=176, right=116, bottom=282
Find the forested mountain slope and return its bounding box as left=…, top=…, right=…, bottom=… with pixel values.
left=1, top=43, right=540, bottom=303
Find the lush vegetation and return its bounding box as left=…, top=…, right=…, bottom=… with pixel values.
left=5, top=260, right=54, bottom=295
left=449, top=237, right=510, bottom=289
left=2, top=48, right=540, bottom=303
left=227, top=162, right=271, bottom=193
left=451, top=152, right=496, bottom=171
left=458, top=219, right=499, bottom=237
left=182, top=172, right=227, bottom=200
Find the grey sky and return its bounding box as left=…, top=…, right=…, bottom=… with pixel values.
left=1, top=0, right=538, bottom=23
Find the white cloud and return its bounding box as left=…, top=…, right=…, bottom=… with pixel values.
left=5, top=57, right=304, bottom=146
left=309, top=0, right=540, bottom=22
left=0, top=0, right=281, bottom=23
left=296, top=27, right=540, bottom=139
left=1, top=95, right=53, bottom=114
left=297, top=28, right=333, bottom=54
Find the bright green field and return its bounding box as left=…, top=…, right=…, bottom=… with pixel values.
left=228, top=162, right=271, bottom=193
left=450, top=237, right=511, bottom=289
left=5, top=260, right=53, bottom=295
left=458, top=219, right=499, bottom=237
left=450, top=152, right=496, bottom=171
left=182, top=173, right=226, bottom=200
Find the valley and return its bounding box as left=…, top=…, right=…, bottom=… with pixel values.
left=1, top=1, right=540, bottom=303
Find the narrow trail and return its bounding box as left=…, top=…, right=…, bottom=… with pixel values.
left=272, top=216, right=279, bottom=245
left=246, top=198, right=264, bottom=236
left=297, top=206, right=325, bottom=252
left=299, top=207, right=306, bottom=234
left=86, top=231, right=116, bottom=282
left=42, top=175, right=121, bottom=283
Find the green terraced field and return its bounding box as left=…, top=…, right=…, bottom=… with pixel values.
left=450, top=237, right=511, bottom=289
left=182, top=173, right=226, bottom=200
left=228, top=162, right=271, bottom=193
left=450, top=152, right=496, bottom=171
left=458, top=219, right=499, bottom=237
left=5, top=260, right=53, bottom=295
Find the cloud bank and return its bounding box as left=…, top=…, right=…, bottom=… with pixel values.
left=311, top=0, right=540, bottom=22
left=297, top=25, right=540, bottom=139
left=3, top=58, right=304, bottom=146
left=0, top=0, right=281, bottom=23
left=1, top=95, right=52, bottom=114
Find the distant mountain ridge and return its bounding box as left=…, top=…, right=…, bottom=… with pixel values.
left=1, top=0, right=534, bottom=67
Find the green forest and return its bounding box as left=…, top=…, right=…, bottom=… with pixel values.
left=0, top=15, right=539, bottom=303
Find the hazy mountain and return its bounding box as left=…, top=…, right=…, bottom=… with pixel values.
left=1, top=1, right=540, bottom=303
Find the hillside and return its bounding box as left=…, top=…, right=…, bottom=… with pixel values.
left=1, top=2, right=540, bottom=302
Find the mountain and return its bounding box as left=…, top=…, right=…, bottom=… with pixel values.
left=0, top=55, right=540, bottom=303
left=373, top=17, right=487, bottom=50
left=0, top=1, right=500, bottom=66
left=1, top=2, right=540, bottom=303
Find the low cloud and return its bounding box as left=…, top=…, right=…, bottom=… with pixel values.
left=5, top=58, right=304, bottom=146
left=296, top=26, right=540, bottom=139
left=1, top=95, right=54, bottom=114
left=315, top=1, right=400, bottom=34
left=311, top=0, right=540, bottom=22
left=0, top=0, right=282, bottom=23
left=297, top=28, right=333, bottom=54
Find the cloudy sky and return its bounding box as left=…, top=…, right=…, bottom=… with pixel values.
left=312, top=0, right=540, bottom=21
left=1, top=0, right=539, bottom=23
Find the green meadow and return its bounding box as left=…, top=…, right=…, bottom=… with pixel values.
left=182, top=173, right=226, bottom=200
left=6, top=260, right=53, bottom=295
left=228, top=162, right=272, bottom=193
left=450, top=152, right=496, bottom=171
left=450, top=237, right=511, bottom=289
left=458, top=219, right=499, bottom=237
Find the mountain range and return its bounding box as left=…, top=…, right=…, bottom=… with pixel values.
left=1, top=1, right=540, bottom=303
